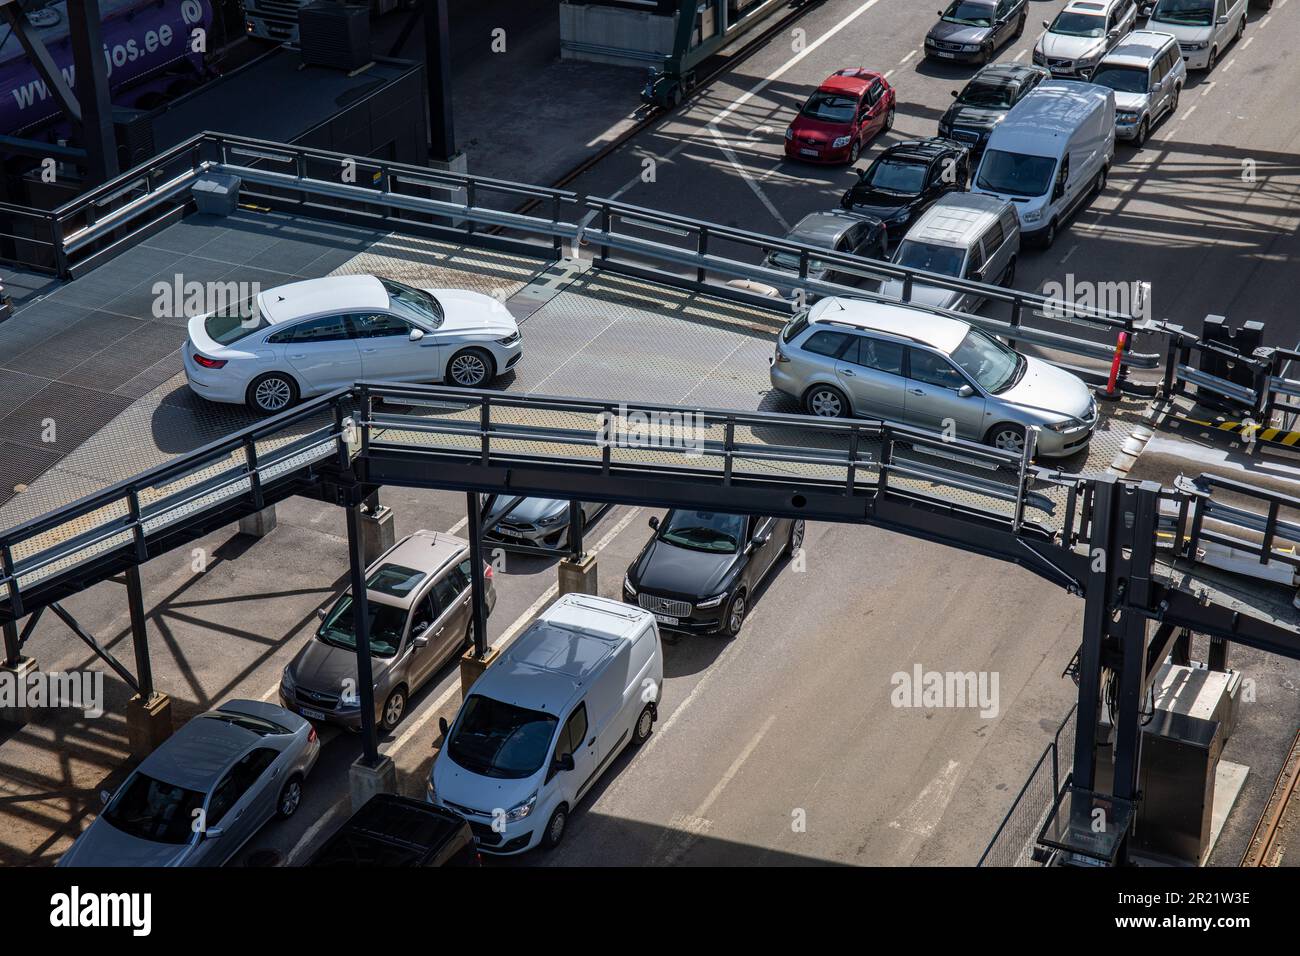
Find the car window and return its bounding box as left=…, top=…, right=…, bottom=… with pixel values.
left=966, top=241, right=986, bottom=278
left=848, top=337, right=905, bottom=375
left=410, top=594, right=436, bottom=634
left=559, top=704, right=588, bottom=758
left=430, top=574, right=461, bottom=617
left=450, top=558, right=472, bottom=593
left=208, top=748, right=277, bottom=826
left=801, top=329, right=855, bottom=358
left=983, top=220, right=1005, bottom=258
left=865, top=82, right=882, bottom=106
left=102, top=773, right=206, bottom=845
left=908, top=349, right=969, bottom=390
left=269, top=314, right=353, bottom=344
left=353, top=312, right=411, bottom=338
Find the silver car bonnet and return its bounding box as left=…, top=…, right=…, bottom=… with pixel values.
left=1039, top=31, right=1107, bottom=61
left=996, top=354, right=1094, bottom=420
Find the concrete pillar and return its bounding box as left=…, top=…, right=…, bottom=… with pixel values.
left=348, top=752, right=397, bottom=812
left=459, top=643, right=501, bottom=697
left=126, top=692, right=173, bottom=759
left=0, top=657, right=38, bottom=726
left=238, top=505, right=278, bottom=538
left=558, top=552, right=598, bottom=597
left=360, top=504, right=396, bottom=565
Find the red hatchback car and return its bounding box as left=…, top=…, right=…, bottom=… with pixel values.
left=785, top=69, right=896, bottom=165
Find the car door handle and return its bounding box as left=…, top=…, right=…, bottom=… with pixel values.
left=289, top=353, right=307, bottom=360
left=362, top=347, right=377, bottom=353
left=908, top=388, right=925, bottom=395
left=841, top=368, right=856, bottom=377
left=588, top=737, right=597, bottom=747
left=434, top=627, right=444, bottom=636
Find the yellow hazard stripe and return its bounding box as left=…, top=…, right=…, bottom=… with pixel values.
left=1181, top=417, right=1300, bottom=445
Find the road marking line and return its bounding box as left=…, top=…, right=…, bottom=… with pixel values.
left=1242, top=35, right=1254, bottom=49
left=1221, top=57, right=1235, bottom=72
left=1059, top=243, right=1080, bottom=264
left=1013, top=49, right=1027, bottom=62
left=882, top=69, right=895, bottom=80
left=697, top=714, right=776, bottom=818
left=384, top=506, right=644, bottom=757
left=888, top=759, right=962, bottom=837
left=706, top=127, right=793, bottom=232
left=285, top=800, right=349, bottom=864
left=1201, top=81, right=1215, bottom=97
left=1182, top=103, right=1198, bottom=121
left=899, top=49, right=917, bottom=65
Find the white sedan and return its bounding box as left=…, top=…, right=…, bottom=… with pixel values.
left=183, top=275, right=523, bottom=414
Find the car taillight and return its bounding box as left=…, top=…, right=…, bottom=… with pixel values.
left=193, top=354, right=227, bottom=369
left=484, top=563, right=493, bottom=580
left=308, top=726, right=318, bottom=744
left=775, top=348, right=790, bottom=363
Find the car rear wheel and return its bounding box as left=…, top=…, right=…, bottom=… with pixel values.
left=246, top=373, right=299, bottom=415
left=1235, top=14, right=1245, bottom=40
left=988, top=423, right=1027, bottom=456
left=380, top=687, right=407, bottom=731
left=786, top=519, right=806, bottom=556
left=1094, top=164, right=1108, bottom=194
left=275, top=774, right=304, bottom=820
left=804, top=384, right=850, bottom=418
left=447, top=348, right=495, bottom=387
left=1168, top=85, right=1180, bottom=116
left=541, top=804, right=569, bottom=850
left=1001, top=255, right=1017, bottom=288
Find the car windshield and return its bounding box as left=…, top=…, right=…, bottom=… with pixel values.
left=1090, top=65, right=1149, bottom=93
left=1048, top=11, right=1106, bottom=36
left=942, top=0, right=995, bottom=26
left=893, top=240, right=966, bottom=276
left=659, top=510, right=747, bottom=554
left=102, top=772, right=206, bottom=845
left=976, top=149, right=1057, bottom=197
left=767, top=249, right=830, bottom=274
left=1151, top=0, right=1213, bottom=25
left=949, top=327, right=1022, bottom=393
left=863, top=159, right=928, bottom=195
left=382, top=278, right=444, bottom=327
left=800, top=90, right=858, bottom=123
left=957, top=81, right=1017, bottom=109
left=448, top=695, right=558, bottom=779
left=203, top=294, right=266, bottom=345
left=318, top=585, right=410, bottom=659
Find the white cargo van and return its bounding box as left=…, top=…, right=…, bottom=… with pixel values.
left=429, top=593, right=663, bottom=855
left=971, top=80, right=1115, bottom=248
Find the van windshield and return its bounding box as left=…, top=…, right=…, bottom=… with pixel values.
left=976, top=149, right=1056, bottom=198
left=1090, top=65, right=1149, bottom=94
left=1151, top=0, right=1214, bottom=26
left=448, top=695, right=558, bottom=780
left=893, top=241, right=965, bottom=276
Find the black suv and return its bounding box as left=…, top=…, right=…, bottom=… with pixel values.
left=839, top=138, right=970, bottom=251
left=938, top=64, right=1049, bottom=159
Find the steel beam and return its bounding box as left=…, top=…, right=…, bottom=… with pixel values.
left=423, top=0, right=455, bottom=162
left=48, top=602, right=139, bottom=693
left=2, top=621, right=19, bottom=668
left=1072, top=478, right=1116, bottom=795
left=345, top=500, right=380, bottom=767
left=466, top=492, right=488, bottom=659
left=124, top=566, right=154, bottom=700
left=65, top=0, right=119, bottom=183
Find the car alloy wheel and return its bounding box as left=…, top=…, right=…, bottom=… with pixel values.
left=448, top=349, right=492, bottom=387
left=381, top=688, right=406, bottom=730
left=1133, top=119, right=1147, bottom=148
left=1044, top=219, right=1058, bottom=248
left=724, top=590, right=747, bottom=637
left=884, top=107, right=895, bottom=132
left=787, top=519, right=805, bottom=556
left=990, top=425, right=1026, bottom=456
left=276, top=775, right=303, bottom=819
left=849, top=139, right=861, bottom=164
left=251, top=375, right=294, bottom=413
left=806, top=385, right=848, bottom=418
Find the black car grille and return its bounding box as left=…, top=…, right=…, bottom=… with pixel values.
left=637, top=593, right=693, bottom=617
left=468, top=822, right=502, bottom=846
left=935, top=40, right=965, bottom=52
left=951, top=129, right=981, bottom=144
left=297, top=687, right=339, bottom=708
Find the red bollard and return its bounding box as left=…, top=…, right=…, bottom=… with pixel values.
left=1099, top=331, right=1128, bottom=401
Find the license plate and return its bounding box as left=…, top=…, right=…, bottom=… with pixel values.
left=653, top=613, right=679, bottom=625
left=301, top=707, right=325, bottom=721
left=800, top=148, right=819, bottom=157
left=936, top=51, right=954, bottom=58
left=495, top=527, right=524, bottom=539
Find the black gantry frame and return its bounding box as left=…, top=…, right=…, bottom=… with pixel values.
left=2, top=383, right=1298, bottom=863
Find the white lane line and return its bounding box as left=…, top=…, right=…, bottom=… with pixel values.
left=1201, top=81, right=1216, bottom=97
left=609, top=0, right=887, bottom=200
left=447, top=516, right=468, bottom=535
left=1242, top=35, right=1254, bottom=49
left=882, top=69, right=895, bottom=80
left=898, top=49, right=917, bottom=66
left=1221, top=57, right=1235, bottom=72
left=383, top=506, right=645, bottom=757
left=1059, top=243, right=1080, bottom=264
left=697, top=714, right=776, bottom=818
left=1013, top=49, right=1027, bottom=62
left=1181, top=103, right=1198, bottom=121
left=706, top=126, right=792, bottom=232
left=285, top=801, right=349, bottom=864
left=889, top=759, right=962, bottom=837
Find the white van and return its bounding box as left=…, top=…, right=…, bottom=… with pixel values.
left=1147, top=0, right=1246, bottom=71
left=429, top=593, right=663, bottom=855
left=971, top=80, right=1115, bottom=248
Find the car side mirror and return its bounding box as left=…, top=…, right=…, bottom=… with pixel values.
left=412, top=633, right=429, bottom=648
left=950, top=90, right=960, bottom=98
left=205, top=826, right=225, bottom=840
left=438, top=716, right=450, bottom=738
left=99, top=789, right=111, bottom=806
left=648, top=516, right=660, bottom=530
left=1042, top=19, right=1049, bottom=28
left=409, top=327, right=425, bottom=342
left=555, top=753, right=576, bottom=773
left=958, top=384, right=976, bottom=398
left=1216, top=14, right=1228, bottom=22
left=316, top=608, right=327, bottom=622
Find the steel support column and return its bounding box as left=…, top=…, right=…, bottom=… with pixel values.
left=1072, top=478, right=1117, bottom=795
left=466, top=491, right=488, bottom=659
left=568, top=499, right=584, bottom=560
left=2, top=621, right=19, bottom=668
left=66, top=0, right=120, bottom=183
left=124, top=566, right=155, bottom=701
left=423, top=0, right=455, bottom=162
left=345, top=500, right=380, bottom=767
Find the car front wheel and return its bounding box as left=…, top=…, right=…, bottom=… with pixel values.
left=447, top=348, right=495, bottom=387
left=380, top=687, right=407, bottom=731
left=541, top=805, right=569, bottom=850
left=988, top=423, right=1027, bottom=456
left=722, top=589, right=747, bottom=637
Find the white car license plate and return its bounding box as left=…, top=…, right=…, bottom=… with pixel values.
left=301, top=707, right=325, bottom=721
left=653, top=613, right=679, bottom=625
left=936, top=51, right=954, bottom=58
left=800, top=147, right=819, bottom=157
left=495, top=527, right=524, bottom=539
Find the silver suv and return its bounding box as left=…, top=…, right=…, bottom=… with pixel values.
left=1088, top=30, right=1184, bottom=146
left=768, top=298, right=1097, bottom=457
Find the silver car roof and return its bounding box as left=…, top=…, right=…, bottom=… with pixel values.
left=808, top=298, right=969, bottom=353
left=900, top=194, right=1011, bottom=249
left=1101, top=30, right=1178, bottom=68
left=137, top=709, right=263, bottom=791
left=364, top=531, right=469, bottom=611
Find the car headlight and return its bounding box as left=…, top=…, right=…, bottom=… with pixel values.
left=1044, top=418, right=1083, bottom=433
left=537, top=510, right=567, bottom=527
left=925, top=35, right=936, bottom=46
left=1023, top=209, right=1043, bottom=223
left=1032, top=48, right=1045, bottom=64
left=832, top=135, right=851, bottom=148
left=1190, top=40, right=1208, bottom=50
left=785, top=127, right=794, bottom=141
left=505, top=792, right=537, bottom=822
left=623, top=574, right=637, bottom=597
left=697, top=592, right=727, bottom=609
left=280, top=666, right=296, bottom=695
left=425, top=778, right=437, bottom=804
left=496, top=330, right=521, bottom=345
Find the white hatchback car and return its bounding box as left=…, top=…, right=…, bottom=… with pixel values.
left=184, top=275, right=522, bottom=413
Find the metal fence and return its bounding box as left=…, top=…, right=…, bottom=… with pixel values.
left=978, top=704, right=1078, bottom=867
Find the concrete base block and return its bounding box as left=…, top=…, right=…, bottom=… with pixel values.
left=558, top=552, right=598, bottom=597
left=459, top=643, right=501, bottom=697
left=348, top=753, right=398, bottom=812
left=0, top=657, right=39, bottom=726
left=238, top=505, right=278, bottom=538
left=126, top=693, right=173, bottom=760
left=361, top=505, right=396, bottom=565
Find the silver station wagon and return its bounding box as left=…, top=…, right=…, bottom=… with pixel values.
left=769, top=298, right=1097, bottom=457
